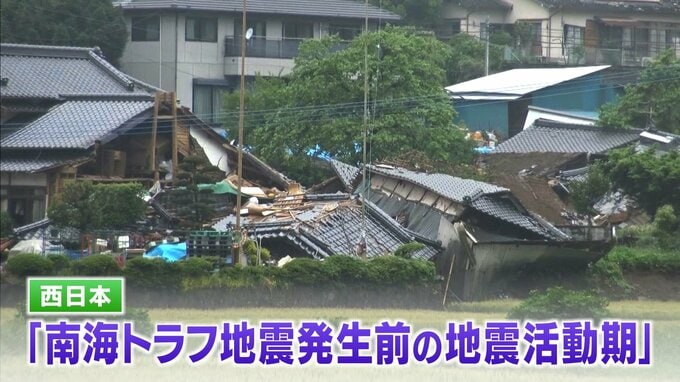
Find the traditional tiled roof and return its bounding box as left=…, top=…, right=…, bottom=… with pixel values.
left=213, top=195, right=440, bottom=260
left=0, top=151, right=90, bottom=172
left=0, top=44, right=156, bottom=100
left=495, top=119, right=642, bottom=154
left=1, top=95, right=154, bottom=149
left=13, top=218, right=80, bottom=242
left=368, top=164, right=508, bottom=203
left=329, top=159, right=360, bottom=192
left=115, top=0, right=401, bottom=20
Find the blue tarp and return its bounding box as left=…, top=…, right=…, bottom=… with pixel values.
left=144, top=242, right=187, bottom=262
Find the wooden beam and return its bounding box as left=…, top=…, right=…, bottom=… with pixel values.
left=150, top=92, right=161, bottom=182
left=171, top=91, right=178, bottom=183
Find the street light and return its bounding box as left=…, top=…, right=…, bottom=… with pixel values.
left=235, top=0, right=252, bottom=264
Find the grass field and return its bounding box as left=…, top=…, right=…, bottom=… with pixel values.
left=1, top=300, right=678, bottom=382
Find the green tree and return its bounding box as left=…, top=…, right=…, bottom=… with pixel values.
left=568, top=165, right=611, bottom=215
left=370, top=0, right=443, bottom=27
left=48, top=181, right=146, bottom=231
left=447, top=33, right=504, bottom=84
left=599, top=50, right=680, bottom=133
left=224, top=27, right=473, bottom=185
left=1, top=0, right=128, bottom=65
left=600, top=147, right=680, bottom=215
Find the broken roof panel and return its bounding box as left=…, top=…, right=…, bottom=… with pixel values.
left=212, top=195, right=440, bottom=260
left=495, top=119, right=641, bottom=154
left=368, top=164, right=507, bottom=203
left=470, top=195, right=566, bottom=239
left=0, top=44, right=155, bottom=100
left=445, top=66, right=610, bottom=100
left=329, top=159, right=360, bottom=192
left=0, top=95, right=153, bottom=149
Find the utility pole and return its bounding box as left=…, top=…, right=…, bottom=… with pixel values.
left=485, top=16, right=490, bottom=76
left=359, top=0, right=369, bottom=259
left=235, top=0, right=247, bottom=264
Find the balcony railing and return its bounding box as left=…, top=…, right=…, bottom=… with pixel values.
left=224, top=36, right=350, bottom=59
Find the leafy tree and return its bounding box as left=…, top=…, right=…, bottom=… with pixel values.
left=0, top=0, right=127, bottom=65
left=447, top=33, right=504, bottom=84
left=224, top=27, right=473, bottom=185
left=568, top=165, right=611, bottom=215
left=600, top=147, right=680, bottom=215
left=599, top=50, right=680, bottom=133
left=1, top=210, right=14, bottom=238
left=370, top=0, right=443, bottom=27
left=48, top=181, right=146, bottom=231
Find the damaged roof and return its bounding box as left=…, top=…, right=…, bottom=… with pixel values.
left=13, top=218, right=80, bottom=242
left=495, top=119, right=642, bottom=154
left=213, top=194, right=440, bottom=260
left=0, top=44, right=156, bottom=100
left=329, top=159, right=361, bottom=192
left=1, top=95, right=154, bottom=149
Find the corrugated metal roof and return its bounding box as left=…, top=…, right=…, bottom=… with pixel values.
left=0, top=151, right=90, bottom=172
left=0, top=44, right=155, bottom=100
left=445, top=65, right=610, bottom=100
left=368, top=164, right=507, bottom=203
left=495, top=119, right=642, bottom=154
left=1, top=96, right=153, bottom=149
left=115, top=0, right=401, bottom=20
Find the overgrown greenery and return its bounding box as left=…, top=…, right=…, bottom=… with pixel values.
left=568, top=165, right=611, bottom=215
left=599, top=50, right=680, bottom=133
left=0, top=210, right=13, bottom=238
left=0, top=0, right=128, bottom=66
left=600, top=147, right=680, bottom=215
left=224, top=27, right=473, bottom=185
left=370, top=0, right=443, bottom=27
left=507, top=287, right=609, bottom=320
left=48, top=181, right=147, bottom=231
left=447, top=33, right=504, bottom=84
left=5, top=254, right=53, bottom=277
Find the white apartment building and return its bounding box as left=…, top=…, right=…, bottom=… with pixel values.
left=114, top=0, right=399, bottom=125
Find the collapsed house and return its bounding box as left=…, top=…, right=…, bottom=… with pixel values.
left=491, top=118, right=679, bottom=226
left=0, top=43, right=293, bottom=231
left=324, top=159, right=612, bottom=300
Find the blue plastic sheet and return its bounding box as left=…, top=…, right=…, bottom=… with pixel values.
left=144, top=242, right=187, bottom=262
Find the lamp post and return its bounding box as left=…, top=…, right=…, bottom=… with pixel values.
left=235, top=0, right=252, bottom=264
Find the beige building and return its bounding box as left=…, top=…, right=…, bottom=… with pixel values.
left=440, top=0, right=680, bottom=66
left=114, top=0, right=399, bottom=126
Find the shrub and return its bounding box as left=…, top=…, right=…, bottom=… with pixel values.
left=606, top=246, right=680, bottom=273
left=366, top=256, right=437, bottom=286
left=394, top=242, right=425, bottom=259
left=654, top=205, right=678, bottom=235
left=244, top=240, right=271, bottom=265
left=323, top=255, right=369, bottom=284
left=178, top=257, right=213, bottom=278
left=46, top=254, right=71, bottom=274
left=282, top=258, right=332, bottom=285
left=71, top=255, right=120, bottom=276
left=123, top=257, right=181, bottom=290
left=507, top=287, right=609, bottom=320
left=1, top=210, right=14, bottom=238
left=6, top=254, right=53, bottom=277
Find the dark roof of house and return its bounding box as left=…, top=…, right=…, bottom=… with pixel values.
left=0, top=44, right=156, bottom=100
left=115, top=0, right=401, bottom=20
left=495, top=119, right=642, bottom=154
left=0, top=151, right=91, bottom=173
left=1, top=95, right=154, bottom=149
left=213, top=195, right=440, bottom=260
left=13, top=218, right=81, bottom=242
left=538, top=0, right=680, bottom=14
left=455, top=0, right=513, bottom=10
left=368, top=164, right=508, bottom=203
left=329, top=159, right=360, bottom=192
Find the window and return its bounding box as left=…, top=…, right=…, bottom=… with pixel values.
left=329, top=24, right=361, bottom=41
left=2, top=187, right=46, bottom=226
left=131, top=15, right=160, bottom=41
left=193, top=84, right=231, bottom=125
left=235, top=19, right=266, bottom=39
left=563, top=24, right=585, bottom=55
left=283, top=22, right=313, bottom=39
left=186, top=17, right=217, bottom=42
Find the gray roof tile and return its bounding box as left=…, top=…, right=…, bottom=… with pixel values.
left=0, top=44, right=155, bottom=100
left=471, top=196, right=560, bottom=239
left=0, top=151, right=90, bottom=172
left=115, top=0, right=401, bottom=20
left=1, top=96, right=153, bottom=149
left=329, top=159, right=360, bottom=192
left=368, top=164, right=507, bottom=203
left=495, top=119, right=641, bottom=154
